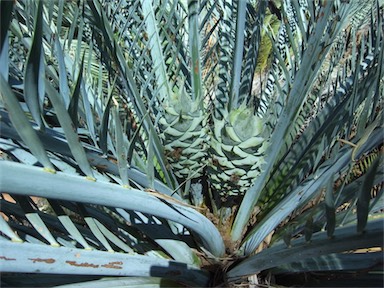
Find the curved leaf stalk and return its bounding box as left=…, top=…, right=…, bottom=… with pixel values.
left=0, top=161, right=225, bottom=257
left=228, top=219, right=383, bottom=278
left=241, top=128, right=383, bottom=255
left=270, top=163, right=383, bottom=250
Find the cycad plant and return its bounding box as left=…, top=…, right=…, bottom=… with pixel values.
left=0, top=0, right=383, bottom=287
